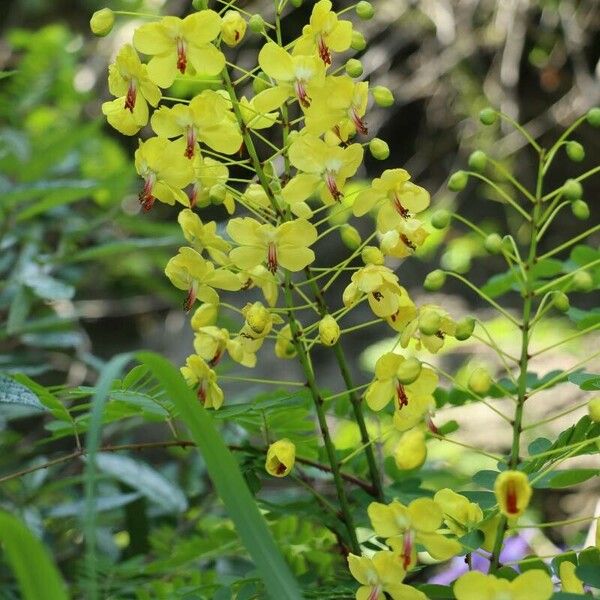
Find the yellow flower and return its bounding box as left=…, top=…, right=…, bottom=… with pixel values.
left=399, top=305, right=457, bottom=353
left=227, top=217, right=318, bottom=273
left=178, top=208, right=230, bottom=265
left=318, top=315, right=340, bottom=346
left=294, top=0, right=353, bottom=65
left=275, top=323, right=297, bottom=359
left=180, top=354, right=223, bottom=409
left=134, top=138, right=194, bottom=211
left=193, top=325, right=258, bottom=368
left=265, top=439, right=295, bottom=477
left=347, top=551, right=426, bottom=600
left=221, top=10, right=246, bottom=47
left=379, top=219, right=429, bottom=258
left=133, top=11, right=224, bottom=88
left=453, top=570, right=553, bottom=600
left=433, top=489, right=483, bottom=537
left=190, top=303, right=218, bottom=329
left=189, top=154, right=229, bottom=209
left=257, top=42, right=326, bottom=109
left=237, top=265, right=279, bottom=307
left=368, top=499, right=461, bottom=569
left=494, top=470, right=532, bottom=518
left=283, top=134, right=363, bottom=212
left=101, top=44, right=161, bottom=135
left=560, top=561, right=584, bottom=593
left=353, top=169, right=430, bottom=225
left=151, top=91, right=242, bottom=158
left=239, top=93, right=279, bottom=130
left=164, top=247, right=240, bottom=310
left=394, top=429, right=427, bottom=470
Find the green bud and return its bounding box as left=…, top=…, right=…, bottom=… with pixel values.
left=192, top=0, right=209, bottom=9
left=289, top=0, right=303, bottom=6
left=571, top=199, right=589, bottom=220
left=454, top=317, right=475, bottom=341
left=484, top=233, right=503, bottom=254
left=361, top=245, right=385, bottom=265
left=468, top=150, right=487, bottom=172
left=562, top=178, right=583, bottom=201
left=350, top=30, right=367, bottom=51
left=340, top=224, right=362, bottom=250
left=248, top=14, right=265, bottom=33
left=372, top=86, right=394, bottom=107
left=418, top=308, right=442, bottom=336
left=588, top=397, right=600, bottom=423
left=468, top=367, right=492, bottom=395
left=424, top=270, right=446, bottom=291
left=356, top=1, right=375, bottom=19
left=448, top=170, right=469, bottom=192
left=90, top=8, right=115, bottom=37
left=369, top=138, right=390, bottom=160
left=345, top=58, right=363, bottom=78
left=209, top=183, right=227, bottom=204
left=431, top=209, right=451, bottom=229
left=479, top=107, right=497, bottom=125
left=566, top=141, right=585, bottom=162
left=397, top=357, right=422, bottom=385
left=252, top=71, right=270, bottom=94
left=572, top=270, right=593, bottom=292
left=586, top=107, right=600, bottom=127
left=318, top=315, right=340, bottom=346
left=553, top=292, right=569, bottom=313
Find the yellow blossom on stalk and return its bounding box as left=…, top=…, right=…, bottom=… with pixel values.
left=453, top=570, right=553, bottom=600
left=193, top=325, right=259, bottom=368
left=237, top=265, right=280, bottom=307
left=433, top=489, right=483, bottom=536
left=190, top=303, right=218, bottom=329
left=347, top=551, right=426, bottom=600
left=394, top=429, right=427, bottom=470
left=379, top=219, right=429, bottom=258
left=257, top=42, right=326, bottom=110
left=343, top=265, right=416, bottom=324
left=102, top=44, right=161, bottom=135
left=368, top=499, right=461, bottom=570
left=178, top=209, right=230, bottom=265
left=304, top=76, right=369, bottom=138
left=151, top=91, right=242, bottom=158
left=241, top=301, right=283, bottom=339
left=494, top=470, right=532, bottom=518
left=221, top=10, right=246, bottom=47
left=400, top=305, right=457, bottom=352
left=133, top=11, right=224, bottom=88
left=164, top=247, right=240, bottom=311
left=560, top=561, right=584, bottom=594
left=283, top=134, right=364, bottom=213
left=227, top=217, right=318, bottom=273
left=265, top=439, right=295, bottom=477
left=295, top=0, right=353, bottom=65
left=188, top=155, right=229, bottom=209
left=180, top=354, right=223, bottom=409
left=275, top=323, right=297, bottom=359
left=318, top=314, right=341, bottom=346
left=134, top=138, right=194, bottom=211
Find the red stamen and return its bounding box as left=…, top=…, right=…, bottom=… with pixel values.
left=139, top=177, right=155, bottom=212
left=401, top=531, right=413, bottom=570
left=209, top=349, right=223, bottom=368
left=506, top=480, right=518, bottom=515
left=400, top=234, right=416, bottom=251
left=189, top=184, right=199, bottom=209
left=367, top=585, right=381, bottom=600
left=350, top=107, right=368, bottom=135
left=393, top=194, right=410, bottom=219
left=124, top=81, right=137, bottom=112
left=267, top=242, right=278, bottom=273
left=183, top=287, right=197, bottom=312
left=325, top=171, right=342, bottom=201
left=294, top=80, right=312, bottom=108
left=396, top=381, right=409, bottom=409
left=317, top=35, right=332, bottom=65
left=275, top=461, right=287, bottom=475
left=184, top=126, right=197, bottom=159
left=176, top=38, right=187, bottom=74
left=197, top=383, right=207, bottom=405
left=426, top=415, right=439, bottom=434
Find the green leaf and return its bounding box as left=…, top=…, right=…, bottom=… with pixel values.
left=552, top=594, right=592, bottom=599
left=472, top=469, right=498, bottom=489
left=0, top=373, right=46, bottom=411
left=136, top=351, right=302, bottom=600
left=67, top=237, right=179, bottom=262
left=94, top=453, right=188, bottom=513
left=0, top=510, right=69, bottom=600
left=575, top=565, right=600, bottom=588
left=534, top=468, right=599, bottom=489
left=568, top=371, right=600, bottom=391
left=417, top=584, right=455, bottom=599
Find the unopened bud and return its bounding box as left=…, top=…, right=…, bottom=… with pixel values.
left=351, top=31, right=367, bottom=51
left=372, top=86, right=394, bottom=107
left=468, top=150, right=487, bottom=172
left=563, top=179, right=583, bottom=201
left=248, top=14, right=265, bottom=33
left=222, top=10, right=246, bottom=47
left=90, top=8, right=114, bottom=36
left=191, top=303, right=218, bottom=329
left=566, top=141, right=585, bottom=162
left=265, top=439, right=295, bottom=477
left=361, top=245, right=385, bottom=265
left=345, top=58, right=363, bottom=77
left=340, top=224, right=362, bottom=250
left=468, top=367, right=492, bottom=395
left=397, top=357, right=422, bottom=384
left=209, top=183, right=227, bottom=204
left=588, top=397, right=600, bottom=422
left=369, top=138, right=390, bottom=160
left=586, top=107, right=600, bottom=127
left=448, top=171, right=468, bottom=192
left=419, top=308, right=441, bottom=336
left=318, top=315, right=340, bottom=346
left=484, top=233, right=503, bottom=254
left=454, top=317, right=475, bottom=341
left=290, top=0, right=303, bottom=6
left=479, top=107, right=497, bottom=125
left=571, top=199, right=589, bottom=220
left=356, top=1, right=375, bottom=19
left=245, top=302, right=269, bottom=335
left=394, top=429, right=427, bottom=470
left=553, top=292, right=570, bottom=313
left=431, top=209, right=451, bottom=229
left=424, top=270, right=446, bottom=291
left=572, top=270, right=593, bottom=292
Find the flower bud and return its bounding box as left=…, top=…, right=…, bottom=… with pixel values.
left=468, top=367, right=492, bottom=395
left=361, top=245, right=385, bottom=265
left=222, top=10, right=246, bottom=47
left=253, top=71, right=271, bottom=94
left=318, top=315, right=340, bottom=346
left=397, top=357, right=422, bottom=385
left=275, top=324, right=297, bottom=359
left=345, top=58, right=363, bottom=77
left=394, top=429, right=427, bottom=470
left=209, top=183, right=227, bottom=204
left=494, top=470, right=532, bottom=518
left=418, top=308, right=441, bottom=336
left=562, top=178, right=583, bottom=201
left=356, top=1, right=375, bottom=19
left=369, top=138, right=390, bottom=160
left=265, top=439, right=295, bottom=477
left=553, top=291, right=570, bottom=313
left=191, top=303, right=218, bottom=329
left=424, top=270, right=446, bottom=291
left=468, top=150, right=487, bottom=172
left=372, top=86, right=394, bottom=107
left=290, top=0, right=303, bottom=6
left=566, top=141, right=585, bottom=162
left=245, top=302, right=270, bottom=335
left=484, top=233, right=503, bottom=254
left=588, top=397, right=600, bottom=422
left=448, top=171, right=468, bottom=192
left=431, top=209, right=451, bottom=229
left=454, top=317, right=475, bottom=341
left=572, top=270, right=593, bottom=292
left=248, top=14, right=265, bottom=33
left=340, top=224, right=362, bottom=250
left=351, top=31, right=367, bottom=51
left=479, top=107, right=497, bottom=125
left=192, top=0, right=209, bottom=9
left=90, top=8, right=115, bottom=37
left=571, top=199, right=589, bottom=220
left=586, top=107, right=600, bottom=127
